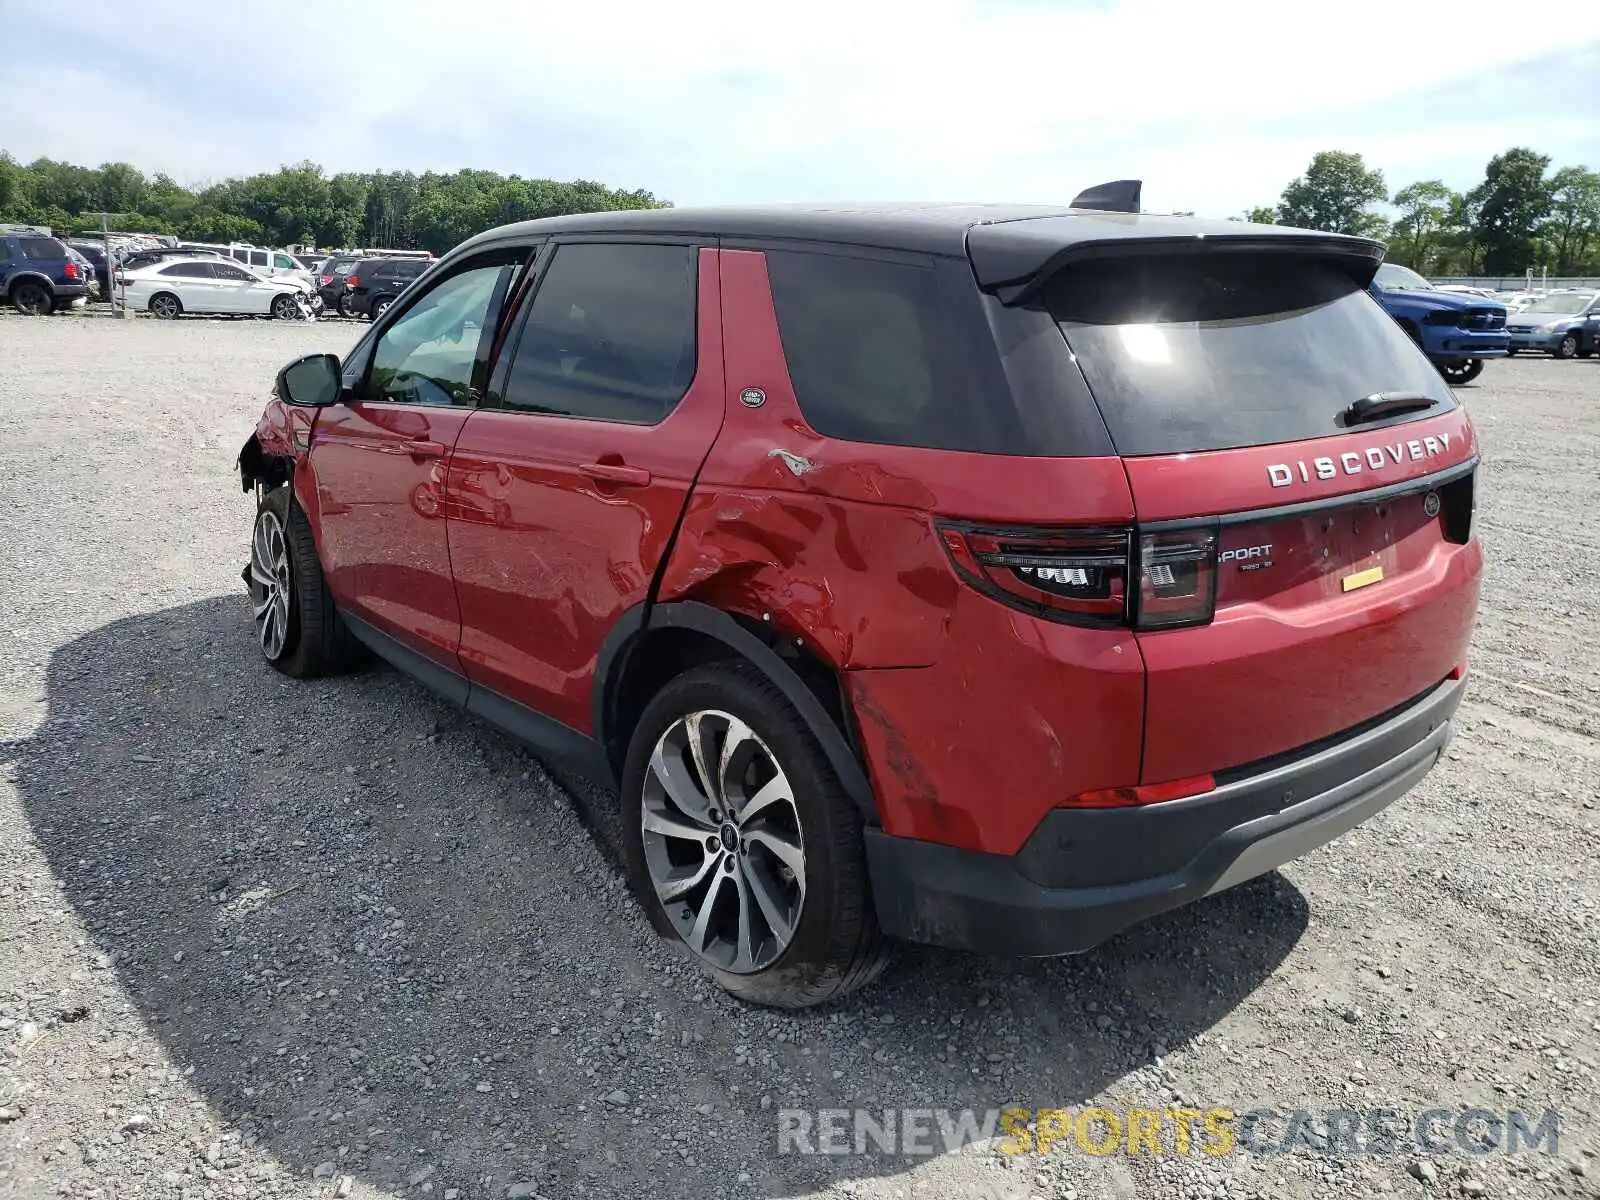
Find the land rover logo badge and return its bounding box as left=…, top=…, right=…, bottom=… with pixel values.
left=739, top=388, right=766, bottom=408
left=1422, top=491, right=1441, bottom=517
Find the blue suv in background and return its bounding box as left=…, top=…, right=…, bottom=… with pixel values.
left=1369, top=262, right=1508, bottom=385
left=0, top=231, right=92, bottom=315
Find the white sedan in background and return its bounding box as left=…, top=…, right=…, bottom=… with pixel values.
left=118, top=256, right=313, bottom=320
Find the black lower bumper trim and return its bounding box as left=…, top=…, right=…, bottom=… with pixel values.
left=866, top=677, right=1462, bottom=957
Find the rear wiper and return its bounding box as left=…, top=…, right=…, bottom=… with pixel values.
left=1343, top=392, right=1438, bottom=426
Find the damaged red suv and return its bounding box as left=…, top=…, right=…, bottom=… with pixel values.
left=238, top=185, right=1481, bottom=1008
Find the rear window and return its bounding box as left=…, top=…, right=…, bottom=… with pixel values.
left=19, top=237, right=68, bottom=260
left=1040, top=253, right=1456, bottom=456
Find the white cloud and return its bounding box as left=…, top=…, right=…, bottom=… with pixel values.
left=3, top=0, right=1593, bottom=214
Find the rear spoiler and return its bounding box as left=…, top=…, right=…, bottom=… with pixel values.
left=969, top=215, right=1388, bottom=306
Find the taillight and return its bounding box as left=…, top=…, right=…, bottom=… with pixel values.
left=320, top=273, right=333, bottom=286
left=346, top=274, right=359, bottom=289
left=937, top=520, right=1220, bottom=631
left=938, top=522, right=1129, bottom=625
left=1136, top=527, right=1219, bottom=630
left=64, top=261, right=80, bottom=280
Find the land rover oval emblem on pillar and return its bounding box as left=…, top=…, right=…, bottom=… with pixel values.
left=739, top=388, right=766, bottom=408
left=1422, top=491, right=1441, bottom=517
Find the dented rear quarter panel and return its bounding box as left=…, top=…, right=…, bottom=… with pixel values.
left=656, top=247, right=1146, bottom=851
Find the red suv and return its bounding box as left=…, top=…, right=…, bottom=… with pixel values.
left=238, top=190, right=1482, bottom=1008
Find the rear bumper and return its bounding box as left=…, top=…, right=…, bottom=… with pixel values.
left=866, top=676, right=1463, bottom=956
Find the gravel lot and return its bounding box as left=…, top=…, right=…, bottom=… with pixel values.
left=0, top=312, right=1596, bottom=1200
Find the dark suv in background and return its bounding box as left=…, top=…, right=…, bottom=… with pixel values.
left=343, top=256, right=430, bottom=319
left=239, top=191, right=1482, bottom=1007
left=316, top=253, right=366, bottom=316
left=1, top=232, right=93, bottom=314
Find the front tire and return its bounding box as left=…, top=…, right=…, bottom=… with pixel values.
left=1438, top=358, right=1483, bottom=385
left=270, top=293, right=303, bottom=320
left=1554, top=334, right=1578, bottom=360
left=11, top=281, right=53, bottom=315
left=248, top=487, right=360, bottom=678
left=621, top=662, right=890, bottom=1008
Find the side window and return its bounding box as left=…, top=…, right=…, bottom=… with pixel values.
left=249, top=250, right=268, bottom=267
left=19, top=237, right=68, bottom=260
left=765, top=249, right=979, bottom=451
left=501, top=242, right=697, bottom=423
left=362, top=261, right=515, bottom=408
left=274, top=253, right=297, bottom=269
left=160, top=263, right=201, bottom=277
left=230, top=249, right=249, bottom=264
left=215, top=263, right=252, bottom=281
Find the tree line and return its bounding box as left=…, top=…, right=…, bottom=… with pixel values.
left=5, top=146, right=1597, bottom=276
left=0, top=154, right=666, bottom=254
left=1240, top=148, right=1600, bottom=276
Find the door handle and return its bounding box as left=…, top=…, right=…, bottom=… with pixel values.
left=405, top=439, right=448, bottom=458
left=579, top=461, right=651, bottom=486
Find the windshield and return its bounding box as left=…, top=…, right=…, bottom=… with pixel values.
left=1373, top=263, right=1433, bottom=292
left=1520, top=293, right=1594, bottom=315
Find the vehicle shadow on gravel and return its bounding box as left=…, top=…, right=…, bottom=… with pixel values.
left=7, top=597, right=1310, bottom=1199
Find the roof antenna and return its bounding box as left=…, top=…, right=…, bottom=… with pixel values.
left=1070, top=180, right=1141, bottom=213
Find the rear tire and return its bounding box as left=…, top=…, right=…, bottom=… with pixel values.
left=336, top=293, right=356, bottom=318
left=10, top=281, right=53, bottom=315
left=371, top=294, right=394, bottom=320
left=248, top=487, right=361, bottom=678
left=1438, top=358, right=1483, bottom=385
left=1554, top=333, right=1578, bottom=360
left=148, top=292, right=182, bottom=320
left=620, top=661, right=891, bottom=1008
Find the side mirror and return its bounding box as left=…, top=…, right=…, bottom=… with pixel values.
left=275, top=353, right=343, bottom=407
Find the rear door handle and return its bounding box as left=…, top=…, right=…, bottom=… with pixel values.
left=579, top=461, right=651, bottom=486
left=405, top=439, right=448, bottom=458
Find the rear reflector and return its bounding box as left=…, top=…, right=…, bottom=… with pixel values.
left=1064, top=773, right=1216, bottom=809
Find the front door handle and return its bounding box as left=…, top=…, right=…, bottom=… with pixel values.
left=406, top=438, right=448, bottom=458
left=579, top=461, right=651, bottom=486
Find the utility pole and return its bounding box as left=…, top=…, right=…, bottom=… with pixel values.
left=102, top=213, right=118, bottom=316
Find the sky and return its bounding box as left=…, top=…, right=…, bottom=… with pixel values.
left=3, top=0, right=1597, bottom=218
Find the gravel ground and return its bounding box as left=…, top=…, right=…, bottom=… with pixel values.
left=0, top=311, right=1596, bottom=1200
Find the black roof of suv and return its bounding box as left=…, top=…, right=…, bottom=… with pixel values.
left=454, top=202, right=1385, bottom=295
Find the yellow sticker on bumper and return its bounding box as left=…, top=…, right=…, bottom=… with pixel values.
left=1341, top=566, right=1385, bottom=592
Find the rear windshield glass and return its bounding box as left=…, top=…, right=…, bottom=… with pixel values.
left=1039, top=254, right=1456, bottom=456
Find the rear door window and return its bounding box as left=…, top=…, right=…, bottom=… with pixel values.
left=1039, top=253, right=1456, bottom=456
left=499, top=241, right=698, bottom=424
left=19, top=237, right=68, bottom=260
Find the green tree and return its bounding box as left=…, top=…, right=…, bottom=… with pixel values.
left=1388, top=180, right=1455, bottom=270
left=1277, top=151, right=1388, bottom=236
left=1472, top=148, right=1553, bottom=274
left=1244, top=205, right=1277, bottom=224
left=1542, top=166, right=1600, bottom=274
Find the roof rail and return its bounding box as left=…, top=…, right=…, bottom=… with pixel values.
left=1070, top=180, right=1142, bottom=214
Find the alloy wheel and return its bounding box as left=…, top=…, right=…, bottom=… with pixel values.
left=150, top=294, right=179, bottom=319
left=272, top=294, right=301, bottom=320
left=640, top=710, right=806, bottom=974
left=13, top=283, right=50, bottom=315
left=248, top=508, right=292, bottom=660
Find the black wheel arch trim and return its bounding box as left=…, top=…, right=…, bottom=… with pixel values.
left=594, top=600, right=880, bottom=823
